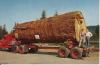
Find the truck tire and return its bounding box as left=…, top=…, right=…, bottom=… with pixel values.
left=82, top=49, right=89, bottom=57
left=18, top=45, right=28, bottom=54
left=29, top=46, right=38, bottom=53
left=70, top=47, right=82, bottom=59
left=9, top=45, right=18, bottom=53
left=58, top=46, right=70, bottom=58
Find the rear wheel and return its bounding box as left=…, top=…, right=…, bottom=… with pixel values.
left=70, top=47, right=82, bottom=59
left=29, top=46, right=38, bottom=53
left=58, top=46, right=70, bottom=58
left=82, top=48, right=89, bottom=57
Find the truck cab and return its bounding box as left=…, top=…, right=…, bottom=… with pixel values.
left=0, top=34, right=15, bottom=49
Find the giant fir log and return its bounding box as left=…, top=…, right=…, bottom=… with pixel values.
left=13, top=11, right=88, bottom=43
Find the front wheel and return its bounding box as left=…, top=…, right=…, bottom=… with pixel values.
left=8, top=45, right=18, bottom=53
left=18, top=45, right=29, bottom=54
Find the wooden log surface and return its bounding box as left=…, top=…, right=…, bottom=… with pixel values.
left=13, top=11, right=87, bottom=43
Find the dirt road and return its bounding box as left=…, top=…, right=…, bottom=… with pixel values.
left=0, top=49, right=99, bottom=64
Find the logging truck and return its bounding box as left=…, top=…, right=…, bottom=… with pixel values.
left=0, top=11, right=90, bottom=59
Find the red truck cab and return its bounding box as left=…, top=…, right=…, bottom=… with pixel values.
left=0, top=34, right=15, bottom=48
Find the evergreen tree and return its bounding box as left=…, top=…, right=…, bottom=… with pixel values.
left=0, top=26, right=3, bottom=39
left=95, top=25, right=99, bottom=39
left=95, top=25, right=99, bottom=35
left=2, top=24, right=8, bottom=35
left=40, top=10, right=46, bottom=19
left=54, top=11, right=58, bottom=16
left=91, top=25, right=99, bottom=41
left=0, top=25, right=8, bottom=39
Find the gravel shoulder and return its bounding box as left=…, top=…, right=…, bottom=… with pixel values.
left=0, top=49, right=99, bottom=64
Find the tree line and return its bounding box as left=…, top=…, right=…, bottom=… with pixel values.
left=40, top=10, right=58, bottom=19
left=92, top=25, right=99, bottom=41
left=0, top=24, right=8, bottom=39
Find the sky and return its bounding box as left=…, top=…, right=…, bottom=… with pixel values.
left=0, top=0, right=99, bottom=32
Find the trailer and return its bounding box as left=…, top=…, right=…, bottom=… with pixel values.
left=0, top=11, right=90, bottom=59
